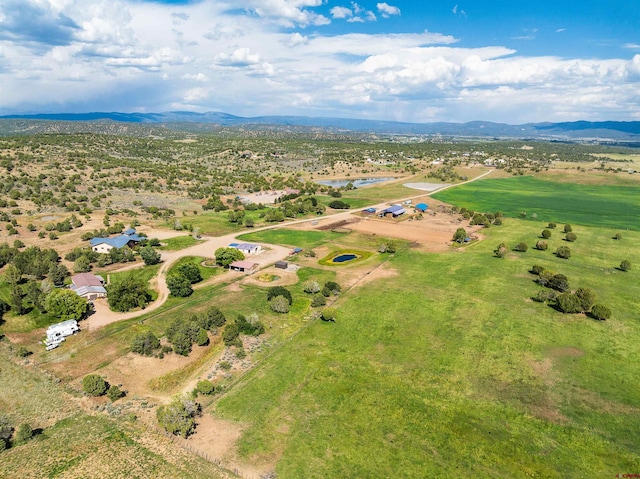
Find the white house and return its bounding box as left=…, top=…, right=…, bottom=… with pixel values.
left=228, top=242, right=262, bottom=255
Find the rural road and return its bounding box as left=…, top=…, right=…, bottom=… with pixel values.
left=87, top=169, right=492, bottom=330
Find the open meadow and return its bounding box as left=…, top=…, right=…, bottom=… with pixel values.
left=433, top=175, right=640, bottom=230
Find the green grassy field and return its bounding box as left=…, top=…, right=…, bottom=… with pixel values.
left=158, top=235, right=204, bottom=251
left=432, top=175, right=640, bottom=230
left=214, top=219, right=640, bottom=477
left=168, top=256, right=224, bottom=282
left=238, top=229, right=346, bottom=249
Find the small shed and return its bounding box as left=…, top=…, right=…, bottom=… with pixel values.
left=415, top=203, right=429, bottom=212
left=275, top=261, right=288, bottom=270
left=230, top=260, right=258, bottom=273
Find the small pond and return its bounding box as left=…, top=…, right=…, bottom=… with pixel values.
left=315, top=177, right=396, bottom=188
left=331, top=253, right=358, bottom=263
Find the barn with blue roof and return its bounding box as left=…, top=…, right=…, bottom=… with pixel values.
left=415, top=203, right=429, bottom=212
left=379, top=205, right=406, bottom=217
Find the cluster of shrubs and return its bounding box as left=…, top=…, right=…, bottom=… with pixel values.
left=453, top=208, right=503, bottom=227
left=530, top=265, right=611, bottom=320
left=267, top=286, right=293, bottom=313
left=156, top=395, right=201, bottom=438
left=268, top=281, right=341, bottom=313
left=82, top=374, right=125, bottom=402
left=167, top=261, right=203, bottom=297
left=222, top=313, right=265, bottom=347
left=164, top=307, right=226, bottom=355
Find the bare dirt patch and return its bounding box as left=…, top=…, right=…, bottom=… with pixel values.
left=548, top=346, right=585, bottom=357
left=241, top=267, right=299, bottom=287
left=356, top=263, right=399, bottom=287
left=349, top=215, right=482, bottom=252
left=98, top=346, right=215, bottom=399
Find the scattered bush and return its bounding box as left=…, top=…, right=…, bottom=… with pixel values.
left=378, top=241, right=397, bottom=253
left=302, top=280, right=321, bottom=294
left=0, top=415, right=12, bottom=450
left=236, top=314, right=265, bottom=336
left=45, top=289, right=90, bottom=320
left=535, top=240, right=548, bottom=251
left=196, top=380, right=215, bottom=395
left=15, top=346, right=31, bottom=358
left=555, top=292, right=583, bottom=314
left=130, top=331, right=160, bottom=356
left=590, top=304, right=612, bottom=321
left=13, top=424, right=33, bottom=446
left=547, top=222, right=556, bottom=229
left=167, top=273, right=193, bottom=297
left=267, top=286, right=292, bottom=305
left=324, top=281, right=341, bottom=293
left=533, top=289, right=558, bottom=303
left=176, top=262, right=202, bottom=284
left=565, top=232, right=577, bottom=242
left=514, top=242, right=528, bottom=252
left=107, top=385, right=124, bottom=402
left=107, top=274, right=152, bottom=312
left=140, top=246, right=161, bottom=265
left=575, top=287, right=596, bottom=312
left=541, top=229, right=551, bottom=239
left=620, top=260, right=631, bottom=272
left=555, top=246, right=571, bottom=259
left=214, top=247, right=245, bottom=268
left=270, top=295, right=291, bottom=313
left=222, top=322, right=240, bottom=346
left=613, top=232, right=622, bottom=240
left=156, top=395, right=201, bottom=438
left=196, top=328, right=209, bottom=346
left=82, top=374, right=108, bottom=396
left=328, top=200, right=350, bottom=209
left=531, top=265, right=546, bottom=275
left=494, top=243, right=508, bottom=258
left=311, top=295, right=326, bottom=307
left=321, top=308, right=337, bottom=322
left=548, top=274, right=570, bottom=292
left=452, top=228, right=467, bottom=244
left=564, top=224, right=572, bottom=233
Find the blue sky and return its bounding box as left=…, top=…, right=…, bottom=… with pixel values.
left=1, top=0, right=639, bottom=123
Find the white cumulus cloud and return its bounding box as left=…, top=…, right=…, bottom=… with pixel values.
left=377, top=3, right=401, bottom=17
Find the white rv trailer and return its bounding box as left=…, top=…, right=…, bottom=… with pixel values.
left=45, top=320, right=80, bottom=349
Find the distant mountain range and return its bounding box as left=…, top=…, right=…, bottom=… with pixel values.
left=1, top=111, right=639, bottom=142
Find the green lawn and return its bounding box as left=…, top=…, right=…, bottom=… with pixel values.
left=215, top=220, right=640, bottom=478
left=432, top=175, right=640, bottom=230
left=238, top=229, right=346, bottom=249
left=158, top=235, right=204, bottom=251
left=168, top=256, right=224, bottom=282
